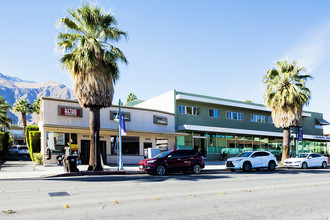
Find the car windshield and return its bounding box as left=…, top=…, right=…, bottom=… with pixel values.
left=154, top=151, right=171, bottom=158
left=295, top=154, right=308, bottom=158
left=236, top=152, right=253, bottom=157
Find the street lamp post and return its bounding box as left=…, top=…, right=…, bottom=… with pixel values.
left=114, top=99, right=124, bottom=170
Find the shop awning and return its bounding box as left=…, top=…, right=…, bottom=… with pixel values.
left=315, top=118, right=330, bottom=125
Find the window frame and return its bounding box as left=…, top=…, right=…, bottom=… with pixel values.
left=226, top=111, right=243, bottom=121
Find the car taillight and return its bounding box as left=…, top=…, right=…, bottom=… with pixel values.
left=19, top=148, right=23, bottom=150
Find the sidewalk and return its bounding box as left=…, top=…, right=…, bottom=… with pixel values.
left=0, top=160, right=227, bottom=179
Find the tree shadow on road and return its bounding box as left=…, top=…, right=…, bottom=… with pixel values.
left=43, top=171, right=231, bottom=183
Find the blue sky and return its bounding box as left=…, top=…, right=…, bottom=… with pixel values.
left=1, top=0, right=330, bottom=131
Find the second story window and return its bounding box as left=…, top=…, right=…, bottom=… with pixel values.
left=178, top=105, right=199, bottom=116
left=226, top=111, right=243, bottom=120
left=268, top=116, right=273, bottom=124
left=209, top=109, right=218, bottom=118
left=251, top=114, right=266, bottom=123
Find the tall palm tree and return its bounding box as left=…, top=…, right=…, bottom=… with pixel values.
left=126, top=92, right=137, bottom=103
left=12, top=99, right=33, bottom=144
left=32, top=98, right=41, bottom=115
left=57, top=2, right=128, bottom=171
left=263, top=60, right=312, bottom=164
left=0, top=96, right=12, bottom=130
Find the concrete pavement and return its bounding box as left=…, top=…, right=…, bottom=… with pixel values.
left=0, top=160, right=227, bottom=179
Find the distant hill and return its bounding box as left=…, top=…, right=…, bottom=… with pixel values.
left=0, top=72, right=76, bottom=125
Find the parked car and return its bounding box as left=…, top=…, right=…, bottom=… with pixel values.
left=226, top=151, right=277, bottom=172
left=139, top=149, right=205, bottom=175
left=283, top=153, right=328, bottom=169
left=8, top=145, right=29, bottom=156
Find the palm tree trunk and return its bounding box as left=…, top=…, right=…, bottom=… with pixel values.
left=280, top=127, right=291, bottom=164
left=87, top=106, right=103, bottom=171
left=22, top=112, right=27, bottom=145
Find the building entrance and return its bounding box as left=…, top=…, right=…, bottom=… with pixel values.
left=193, top=137, right=207, bottom=158
left=81, top=140, right=107, bottom=165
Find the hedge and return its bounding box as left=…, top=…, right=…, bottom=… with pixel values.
left=0, top=131, right=11, bottom=156
left=28, top=131, right=41, bottom=161
left=25, top=125, right=39, bottom=161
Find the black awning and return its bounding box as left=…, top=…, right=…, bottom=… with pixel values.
left=315, top=118, right=330, bottom=125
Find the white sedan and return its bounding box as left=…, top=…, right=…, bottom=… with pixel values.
left=283, top=153, right=328, bottom=169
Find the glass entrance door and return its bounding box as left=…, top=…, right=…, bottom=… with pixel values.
left=193, top=137, right=207, bottom=158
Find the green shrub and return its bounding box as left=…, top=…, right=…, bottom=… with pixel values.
left=25, top=125, right=39, bottom=153
left=28, top=131, right=41, bottom=161
left=0, top=131, right=11, bottom=156
left=33, top=153, right=43, bottom=165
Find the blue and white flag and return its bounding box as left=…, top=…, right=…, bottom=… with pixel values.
left=297, top=126, right=303, bottom=141
left=120, top=114, right=127, bottom=136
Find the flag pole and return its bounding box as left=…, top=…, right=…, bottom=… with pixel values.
left=119, top=99, right=124, bottom=170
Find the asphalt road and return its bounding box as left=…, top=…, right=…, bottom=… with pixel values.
left=1, top=167, right=330, bottom=220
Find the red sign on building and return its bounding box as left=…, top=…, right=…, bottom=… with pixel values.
left=58, top=106, right=83, bottom=117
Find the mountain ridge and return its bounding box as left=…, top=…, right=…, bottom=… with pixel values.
left=0, top=72, right=76, bottom=125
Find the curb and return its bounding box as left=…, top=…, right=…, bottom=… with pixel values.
left=55, top=170, right=145, bottom=177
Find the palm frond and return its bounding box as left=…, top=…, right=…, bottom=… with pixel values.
left=263, top=60, right=312, bottom=128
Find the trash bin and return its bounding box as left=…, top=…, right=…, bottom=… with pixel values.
left=63, top=155, right=79, bottom=172
left=56, top=155, right=63, bottom=166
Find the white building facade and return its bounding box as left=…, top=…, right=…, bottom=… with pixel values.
left=38, top=97, right=182, bottom=165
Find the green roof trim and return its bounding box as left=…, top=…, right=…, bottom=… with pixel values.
left=124, top=99, right=144, bottom=107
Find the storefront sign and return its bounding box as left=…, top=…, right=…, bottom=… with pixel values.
left=110, top=111, right=131, bottom=121
left=314, top=136, right=330, bottom=140
left=71, top=144, right=78, bottom=151
left=58, top=106, right=83, bottom=117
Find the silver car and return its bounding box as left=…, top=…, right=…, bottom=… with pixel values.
left=8, top=145, right=29, bottom=156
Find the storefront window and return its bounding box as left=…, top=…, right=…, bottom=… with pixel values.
left=46, top=132, right=66, bottom=152
left=176, top=136, right=185, bottom=149
left=46, top=132, right=55, bottom=150
left=320, top=142, right=327, bottom=155
left=235, top=135, right=244, bottom=153
left=253, top=136, right=260, bottom=150
left=302, top=141, right=310, bottom=153
left=268, top=137, right=282, bottom=159
left=184, top=133, right=193, bottom=149
left=297, top=141, right=303, bottom=154
left=216, top=134, right=226, bottom=154
left=227, top=135, right=236, bottom=154
left=111, top=136, right=117, bottom=155
left=207, top=134, right=216, bottom=153
left=244, top=135, right=253, bottom=151
left=309, top=141, right=316, bottom=153
left=260, top=137, right=268, bottom=151
left=122, top=136, right=139, bottom=155
left=156, top=138, right=168, bottom=151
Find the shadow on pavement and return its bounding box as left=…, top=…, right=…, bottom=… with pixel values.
left=226, top=167, right=330, bottom=175
left=43, top=172, right=231, bottom=183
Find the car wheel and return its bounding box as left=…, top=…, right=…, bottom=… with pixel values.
left=268, top=161, right=276, bottom=171
left=242, top=162, right=252, bottom=172
left=192, top=164, right=202, bottom=174
left=229, top=169, right=235, bottom=172
left=14, top=152, right=18, bottom=157
left=156, top=165, right=166, bottom=175
left=302, top=162, right=308, bottom=169
left=322, top=161, right=327, bottom=169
